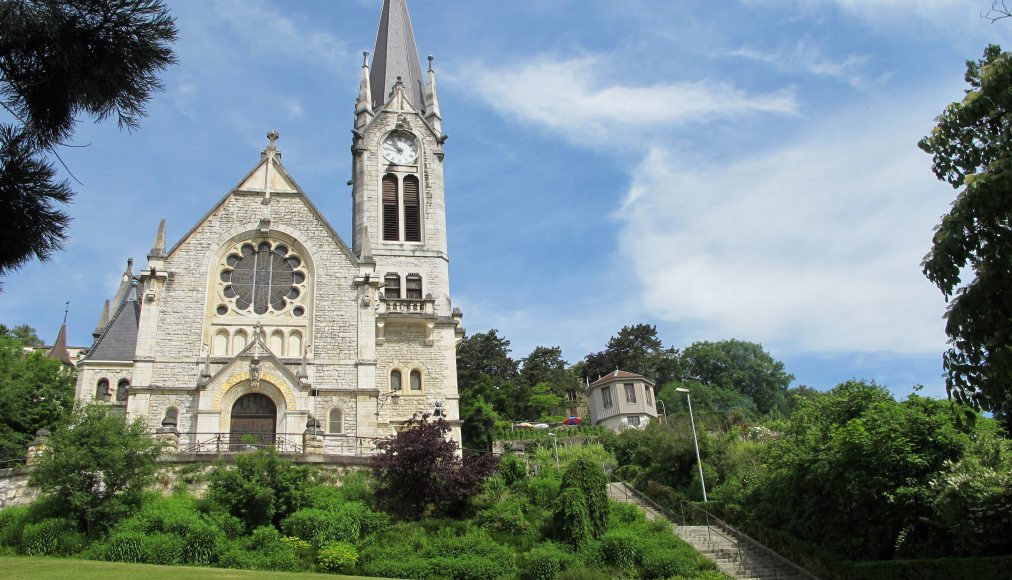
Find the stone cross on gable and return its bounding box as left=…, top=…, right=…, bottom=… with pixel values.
left=262, top=130, right=280, bottom=205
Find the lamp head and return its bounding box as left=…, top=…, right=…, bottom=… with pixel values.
left=675, top=388, right=690, bottom=393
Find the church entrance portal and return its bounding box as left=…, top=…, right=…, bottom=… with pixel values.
left=229, top=393, right=277, bottom=450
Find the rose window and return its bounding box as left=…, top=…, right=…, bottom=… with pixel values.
left=220, top=241, right=306, bottom=315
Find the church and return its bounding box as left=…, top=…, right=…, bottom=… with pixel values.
left=74, top=0, right=464, bottom=456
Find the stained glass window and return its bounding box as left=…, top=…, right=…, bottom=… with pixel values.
left=222, top=242, right=301, bottom=314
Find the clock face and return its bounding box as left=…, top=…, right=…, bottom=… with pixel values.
left=382, top=134, right=419, bottom=164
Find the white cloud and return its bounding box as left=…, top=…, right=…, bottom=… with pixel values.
left=614, top=102, right=953, bottom=355
left=729, top=41, right=873, bottom=88
left=462, top=55, right=797, bottom=146
left=742, top=0, right=981, bottom=28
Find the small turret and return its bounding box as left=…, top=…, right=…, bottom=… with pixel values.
left=356, top=51, right=374, bottom=129
left=93, top=299, right=110, bottom=339
left=426, top=55, right=442, bottom=134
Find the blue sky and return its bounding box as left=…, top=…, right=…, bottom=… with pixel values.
left=2, top=0, right=1010, bottom=399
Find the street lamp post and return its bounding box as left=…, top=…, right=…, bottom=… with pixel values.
left=675, top=387, right=707, bottom=502
left=547, top=432, right=560, bottom=469
left=657, top=399, right=667, bottom=424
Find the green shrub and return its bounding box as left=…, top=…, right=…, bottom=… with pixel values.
left=553, top=487, right=592, bottom=548
left=520, top=542, right=576, bottom=580
left=318, top=541, right=358, bottom=573
left=20, top=517, right=85, bottom=556
left=601, top=529, right=639, bottom=569
left=203, top=510, right=244, bottom=540
left=500, top=453, right=530, bottom=486
left=205, top=450, right=310, bottom=531
left=0, top=506, right=29, bottom=548
left=112, top=494, right=224, bottom=565
left=281, top=507, right=358, bottom=548
left=609, top=501, right=646, bottom=525
left=104, top=530, right=145, bottom=563
left=521, top=476, right=561, bottom=510
left=435, top=554, right=508, bottom=580
left=639, top=548, right=696, bottom=579
left=335, top=471, right=373, bottom=503
left=139, top=533, right=184, bottom=565
left=558, top=566, right=611, bottom=580
left=477, top=496, right=529, bottom=534
left=360, top=553, right=431, bottom=579
left=558, top=458, right=609, bottom=538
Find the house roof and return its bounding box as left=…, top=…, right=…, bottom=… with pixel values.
left=46, top=323, right=72, bottom=365
left=589, top=370, right=655, bottom=388
left=85, top=285, right=140, bottom=362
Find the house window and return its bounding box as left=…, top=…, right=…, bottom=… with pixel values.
left=96, top=379, right=110, bottom=401
left=384, top=273, right=401, bottom=299
left=404, top=175, right=421, bottom=242
left=646, top=386, right=653, bottom=405
left=162, top=407, right=178, bottom=428
left=116, top=379, right=130, bottom=402
left=328, top=408, right=343, bottom=434
left=602, top=386, right=613, bottom=409
left=390, top=370, right=402, bottom=391
left=627, top=415, right=641, bottom=427
left=383, top=174, right=399, bottom=241
left=410, top=370, right=422, bottom=391
left=624, top=383, right=637, bottom=403
left=406, top=274, right=422, bottom=299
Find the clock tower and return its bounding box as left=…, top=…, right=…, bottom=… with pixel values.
left=351, top=0, right=450, bottom=314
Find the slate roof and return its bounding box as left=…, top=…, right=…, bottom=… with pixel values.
left=46, top=323, right=72, bottom=365
left=86, top=285, right=140, bottom=362
left=371, top=0, right=427, bottom=112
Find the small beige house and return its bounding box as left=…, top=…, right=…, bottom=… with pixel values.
left=587, top=370, right=658, bottom=431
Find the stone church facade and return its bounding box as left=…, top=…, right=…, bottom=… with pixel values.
left=74, top=0, right=464, bottom=455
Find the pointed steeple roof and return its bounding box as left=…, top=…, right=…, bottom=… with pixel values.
left=47, top=303, right=72, bottom=366
left=370, top=0, right=427, bottom=112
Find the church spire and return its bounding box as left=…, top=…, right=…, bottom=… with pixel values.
left=47, top=302, right=72, bottom=366
left=426, top=55, right=442, bottom=134
left=370, top=0, right=427, bottom=112
left=150, top=218, right=166, bottom=258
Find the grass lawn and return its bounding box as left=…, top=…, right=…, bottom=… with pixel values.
left=0, top=557, right=386, bottom=579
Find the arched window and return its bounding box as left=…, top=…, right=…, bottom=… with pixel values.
left=382, top=174, right=399, bottom=241
left=212, top=329, right=229, bottom=356
left=162, top=407, right=178, bottom=428
left=116, top=379, right=130, bottom=402
left=405, top=274, right=422, bottom=300
left=410, top=370, right=422, bottom=391
left=328, top=408, right=343, bottom=434
left=390, top=370, right=402, bottom=391
left=96, top=379, right=110, bottom=401
left=404, top=175, right=421, bottom=242
left=384, top=273, right=401, bottom=299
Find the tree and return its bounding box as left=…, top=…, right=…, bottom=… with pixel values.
left=29, top=402, right=163, bottom=536
left=370, top=415, right=499, bottom=519
left=583, top=324, right=680, bottom=386
left=456, top=329, right=518, bottom=392
left=0, top=0, right=177, bottom=280
left=205, top=449, right=311, bottom=531
left=918, top=45, right=1012, bottom=432
left=677, top=340, right=793, bottom=415
left=460, top=394, right=499, bottom=454
left=0, top=332, right=74, bottom=464
left=554, top=457, right=609, bottom=540
left=0, top=323, right=43, bottom=346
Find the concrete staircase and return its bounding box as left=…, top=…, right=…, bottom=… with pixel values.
left=607, top=482, right=815, bottom=580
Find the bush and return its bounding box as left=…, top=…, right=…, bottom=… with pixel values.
left=558, top=458, right=609, bottom=538
left=434, top=554, right=508, bottom=580
left=281, top=508, right=359, bottom=548
left=500, top=453, right=529, bottom=486
left=558, top=567, right=611, bottom=580
left=139, top=533, right=184, bottom=565
left=318, top=541, right=358, bottom=573
left=0, top=506, right=29, bottom=548
left=112, top=494, right=224, bottom=565
left=639, top=548, right=697, bottom=579
left=601, top=529, right=639, bottom=569
left=553, top=487, right=592, bottom=548
left=104, top=530, right=145, bottom=563
left=520, top=476, right=561, bottom=510
left=520, top=542, right=576, bottom=580
left=20, top=517, right=85, bottom=556
left=477, top=496, right=530, bottom=535
left=206, top=450, right=310, bottom=531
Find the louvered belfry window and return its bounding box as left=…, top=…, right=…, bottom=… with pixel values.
left=382, top=174, right=399, bottom=241
left=403, top=175, right=421, bottom=242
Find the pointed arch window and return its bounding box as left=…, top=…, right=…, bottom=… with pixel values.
left=382, top=174, right=399, bottom=241
left=404, top=175, right=421, bottom=242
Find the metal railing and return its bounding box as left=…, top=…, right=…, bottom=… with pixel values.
left=180, top=433, right=305, bottom=455
left=609, top=475, right=817, bottom=579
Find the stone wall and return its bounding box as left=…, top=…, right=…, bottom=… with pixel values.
left=0, top=467, right=38, bottom=509
left=0, top=456, right=369, bottom=509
